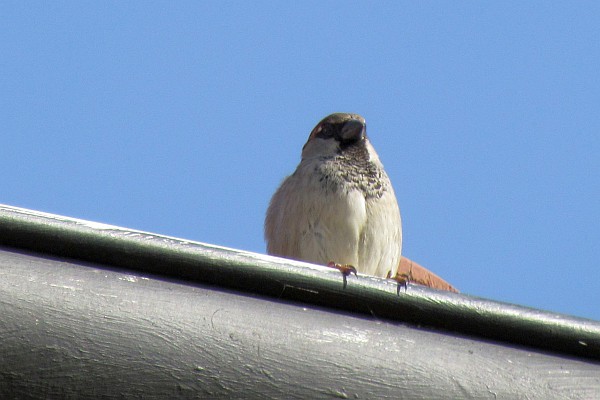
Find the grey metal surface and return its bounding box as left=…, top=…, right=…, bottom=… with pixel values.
left=1, top=204, right=600, bottom=398
left=0, top=204, right=599, bottom=362
left=1, top=248, right=599, bottom=399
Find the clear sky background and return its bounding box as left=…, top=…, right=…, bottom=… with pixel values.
left=2, top=2, right=599, bottom=321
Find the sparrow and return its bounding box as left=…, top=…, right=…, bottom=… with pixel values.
left=265, top=113, right=402, bottom=284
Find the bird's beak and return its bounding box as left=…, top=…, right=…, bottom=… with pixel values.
left=337, top=119, right=366, bottom=145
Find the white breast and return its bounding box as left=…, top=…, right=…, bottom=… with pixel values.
left=265, top=155, right=402, bottom=278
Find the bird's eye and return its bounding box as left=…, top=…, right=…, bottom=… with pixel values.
left=319, top=123, right=334, bottom=138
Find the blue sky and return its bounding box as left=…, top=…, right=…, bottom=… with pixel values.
left=2, top=2, right=599, bottom=321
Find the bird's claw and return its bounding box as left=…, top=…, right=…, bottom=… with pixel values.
left=327, top=262, right=357, bottom=288
left=328, top=262, right=357, bottom=277
left=394, top=272, right=411, bottom=295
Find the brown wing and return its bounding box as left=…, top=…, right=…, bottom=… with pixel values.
left=394, top=256, right=458, bottom=293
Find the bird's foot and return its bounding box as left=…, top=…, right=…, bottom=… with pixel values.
left=327, top=261, right=357, bottom=288
left=388, top=270, right=412, bottom=295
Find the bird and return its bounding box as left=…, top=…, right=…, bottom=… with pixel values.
left=265, top=113, right=402, bottom=284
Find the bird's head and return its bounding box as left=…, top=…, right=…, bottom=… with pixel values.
left=301, top=113, right=368, bottom=160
